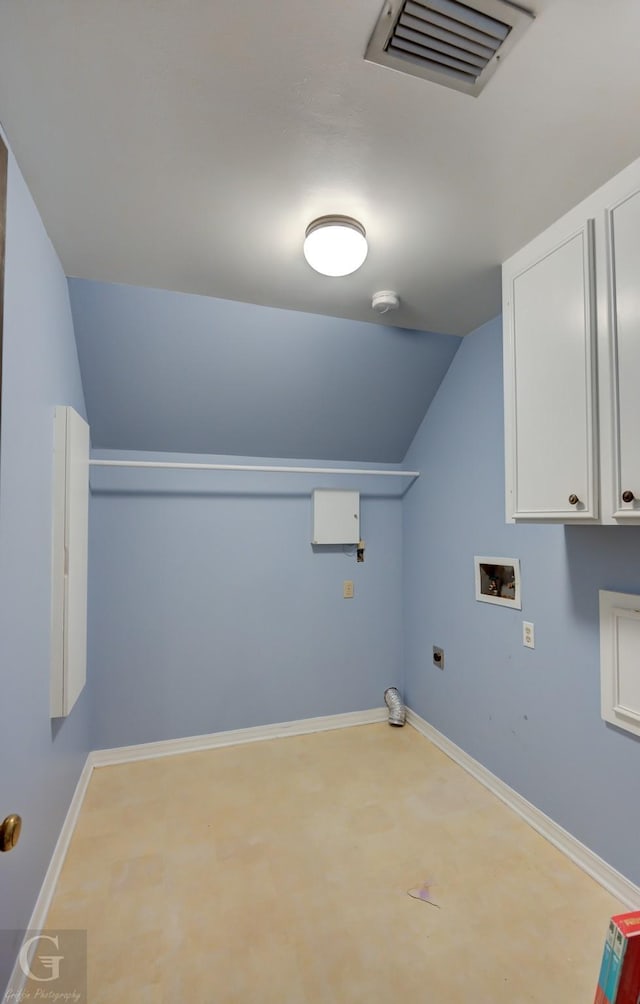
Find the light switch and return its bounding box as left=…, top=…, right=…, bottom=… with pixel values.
left=343, top=580, right=354, bottom=599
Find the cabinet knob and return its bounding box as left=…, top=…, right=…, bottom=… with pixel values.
left=568, top=494, right=580, bottom=506
left=622, top=490, right=635, bottom=504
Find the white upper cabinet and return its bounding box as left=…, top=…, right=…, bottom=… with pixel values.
left=608, top=185, right=640, bottom=520
left=503, top=223, right=598, bottom=520
left=503, top=156, right=640, bottom=524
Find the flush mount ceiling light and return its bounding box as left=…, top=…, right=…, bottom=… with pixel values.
left=303, top=216, right=368, bottom=277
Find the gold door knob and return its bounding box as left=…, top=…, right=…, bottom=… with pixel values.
left=622, top=490, right=635, bottom=504
left=568, top=494, right=580, bottom=506
left=1, top=814, right=22, bottom=852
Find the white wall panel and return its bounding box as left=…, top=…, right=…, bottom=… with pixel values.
left=600, top=589, right=640, bottom=738
left=50, top=406, right=90, bottom=717
left=312, top=489, right=359, bottom=544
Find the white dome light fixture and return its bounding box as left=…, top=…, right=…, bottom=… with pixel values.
left=303, top=215, right=368, bottom=277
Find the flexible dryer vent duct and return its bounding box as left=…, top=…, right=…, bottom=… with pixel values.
left=384, top=687, right=406, bottom=726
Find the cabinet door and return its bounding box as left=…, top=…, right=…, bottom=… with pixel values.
left=608, top=187, right=640, bottom=521
left=503, top=222, right=598, bottom=521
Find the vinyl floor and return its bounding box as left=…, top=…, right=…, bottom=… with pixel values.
left=43, top=722, right=622, bottom=1002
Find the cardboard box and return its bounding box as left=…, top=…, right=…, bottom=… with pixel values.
left=594, top=920, right=616, bottom=1004
left=606, top=924, right=627, bottom=1001
left=595, top=911, right=640, bottom=1003
left=611, top=911, right=640, bottom=1004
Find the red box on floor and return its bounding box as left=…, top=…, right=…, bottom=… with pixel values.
left=594, top=912, right=640, bottom=1004
left=610, top=911, right=640, bottom=1004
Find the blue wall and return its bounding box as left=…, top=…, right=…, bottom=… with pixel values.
left=0, top=141, right=89, bottom=990
left=68, top=278, right=460, bottom=463
left=88, top=452, right=404, bottom=749
left=403, top=316, right=640, bottom=885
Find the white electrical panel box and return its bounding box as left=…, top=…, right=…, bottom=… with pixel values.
left=312, top=489, right=360, bottom=544
left=51, top=406, right=90, bottom=718
left=600, top=589, right=640, bottom=738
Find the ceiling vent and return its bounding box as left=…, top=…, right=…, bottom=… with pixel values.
left=365, top=0, right=534, bottom=97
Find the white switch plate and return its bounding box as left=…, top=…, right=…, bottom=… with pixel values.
left=523, top=621, right=535, bottom=649
left=343, top=580, right=354, bottom=599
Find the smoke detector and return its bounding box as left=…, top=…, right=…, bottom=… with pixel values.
left=372, top=290, right=400, bottom=314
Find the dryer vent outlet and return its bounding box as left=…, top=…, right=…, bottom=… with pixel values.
left=384, top=686, right=406, bottom=726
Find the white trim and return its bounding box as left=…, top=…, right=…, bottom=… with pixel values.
left=6, top=756, right=95, bottom=997
left=89, top=459, right=419, bottom=480
left=90, top=707, right=388, bottom=767
left=406, top=709, right=640, bottom=908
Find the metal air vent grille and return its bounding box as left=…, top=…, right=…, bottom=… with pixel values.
left=365, top=0, right=534, bottom=96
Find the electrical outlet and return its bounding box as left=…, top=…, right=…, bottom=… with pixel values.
left=523, top=621, right=535, bottom=648
left=343, top=580, right=354, bottom=599
left=433, top=646, right=444, bottom=669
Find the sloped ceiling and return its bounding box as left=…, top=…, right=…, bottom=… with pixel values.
left=68, top=279, right=460, bottom=462
left=2, top=2, right=640, bottom=336
left=4, top=1, right=640, bottom=462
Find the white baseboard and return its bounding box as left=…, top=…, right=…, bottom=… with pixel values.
left=90, top=707, right=388, bottom=767
left=406, top=708, right=640, bottom=909
left=5, top=755, right=94, bottom=998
